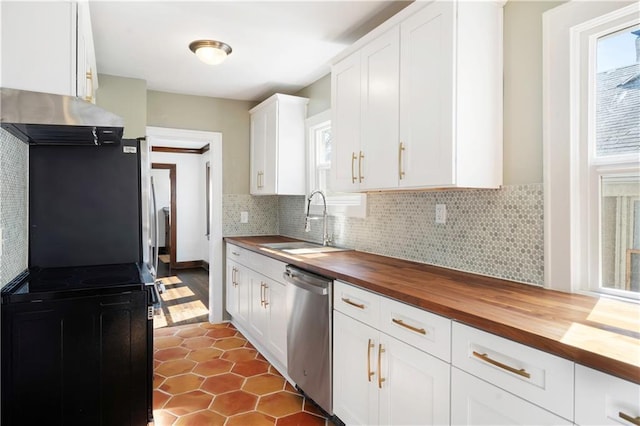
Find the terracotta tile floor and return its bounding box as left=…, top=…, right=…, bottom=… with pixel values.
left=153, top=322, right=330, bottom=426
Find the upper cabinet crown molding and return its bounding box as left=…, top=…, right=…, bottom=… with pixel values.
left=250, top=94, right=309, bottom=196
left=330, top=0, right=504, bottom=192
left=1, top=0, right=98, bottom=102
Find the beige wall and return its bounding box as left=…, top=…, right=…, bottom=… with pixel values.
left=295, top=73, right=331, bottom=117
left=503, top=0, right=566, bottom=184
left=147, top=91, right=255, bottom=194
left=96, top=74, right=147, bottom=139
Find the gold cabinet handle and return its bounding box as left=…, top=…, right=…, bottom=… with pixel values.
left=377, top=344, right=385, bottom=389
left=367, top=339, right=375, bottom=382
left=619, top=412, right=640, bottom=425
left=398, top=142, right=405, bottom=180
left=84, top=68, right=94, bottom=102
left=392, top=318, right=426, bottom=335
left=351, top=152, right=357, bottom=184
left=341, top=297, right=365, bottom=310
left=263, top=283, right=269, bottom=307
left=359, top=151, right=364, bottom=183
left=472, top=351, right=531, bottom=379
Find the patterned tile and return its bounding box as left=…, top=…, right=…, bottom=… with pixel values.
left=0, top=129, right=28, bottom=287
left=223, top=194, right=278, bottom=236
left=278, top=184, right=545, bottom=286
left=153, top=322, right=329, bottom=425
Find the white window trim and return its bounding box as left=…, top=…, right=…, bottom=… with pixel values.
left=306, top=110, right=367, bottom=218
left=542, top=0, right=639, bottom=295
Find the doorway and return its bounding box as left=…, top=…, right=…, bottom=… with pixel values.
left=147, top=127, right=223, bottom=326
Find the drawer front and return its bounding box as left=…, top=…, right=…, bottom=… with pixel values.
left=334, top=280, right=380, bottom=328
left=244, top=249, right=286, bottom=283
left=379, top=297, right=451, bottom=362
left=227, top=243, right=286, bottom=283
left=452, top=322, right=574, bottom=421
left=575, top=364, right=640, bottom=425
left=227, top=244, right=247, bottom=263
left=451, top=368, right=572, bottom=425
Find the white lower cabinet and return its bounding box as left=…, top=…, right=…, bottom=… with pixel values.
left=225, top=244, right=288, bottom=370
left=451, top=368, right=571, bottom=425
left=333, top=309, right=450, bottom=425
left=575, top=364, right=640, bottom=425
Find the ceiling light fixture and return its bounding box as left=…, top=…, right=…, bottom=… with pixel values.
left=189, top=40, right=232, bottom=65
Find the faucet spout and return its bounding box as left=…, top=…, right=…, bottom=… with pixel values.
left=306, top=190, right=330, bottom=246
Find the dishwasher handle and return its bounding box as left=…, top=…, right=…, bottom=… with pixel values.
left=283, top=270, right=329, bottom=296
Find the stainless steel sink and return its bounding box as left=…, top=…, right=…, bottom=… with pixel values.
left=259, top=242, right=352, bottom=255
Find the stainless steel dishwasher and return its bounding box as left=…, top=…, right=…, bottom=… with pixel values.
left=283, top=265, right=333, bottom=415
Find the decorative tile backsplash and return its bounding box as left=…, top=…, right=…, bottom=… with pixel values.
left=278, top=185, right=544, bottom=286
left=223, top=194, right=279, bottom=236
left=0, top=129, right=29, bottom=287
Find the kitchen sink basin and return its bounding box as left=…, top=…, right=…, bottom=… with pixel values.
left=259, top=242, right=352, bottom=255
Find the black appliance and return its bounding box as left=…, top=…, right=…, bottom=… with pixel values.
left=1, top=139, right=159, bottom=426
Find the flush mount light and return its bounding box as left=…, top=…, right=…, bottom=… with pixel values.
left=189, top=40, right=232, bottom=65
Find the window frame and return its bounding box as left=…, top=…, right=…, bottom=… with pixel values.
left=306, top=110, right=367, bottom=218
left=543, top=1, right=639, bottom=298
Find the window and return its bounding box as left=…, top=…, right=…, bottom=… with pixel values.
left=544, top=2, right=639, bottom=299
left=306, top=111, right=366, bottom=217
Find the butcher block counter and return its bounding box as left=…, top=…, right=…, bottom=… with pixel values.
left=224, top=235, right=640, bottom=384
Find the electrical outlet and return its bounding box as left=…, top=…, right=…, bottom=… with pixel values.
left=240, top=211, right=249, bottom=223
left=435, top=204, right=446, bottom=224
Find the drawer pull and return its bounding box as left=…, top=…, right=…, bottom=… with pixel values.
left=619, top=412, right=640, bottom=425
left=367, top=339, right=375, bottom=382
left=231, top=251, right=240, bottom=256
left=341, top=297, right=365, bottom=310
left=392, top=318, right=426, bottom=335
left=472, top=351, right=531, bottom=379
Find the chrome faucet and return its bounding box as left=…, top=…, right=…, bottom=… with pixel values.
left=305, top=190, right=331, bottom=246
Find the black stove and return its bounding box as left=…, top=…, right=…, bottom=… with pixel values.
left=1, top=263, right=150, bottom=304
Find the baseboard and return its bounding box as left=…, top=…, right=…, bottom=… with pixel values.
left=202, top=261, right=210, bottom=271
left=172, top=260, right=204, bottom=270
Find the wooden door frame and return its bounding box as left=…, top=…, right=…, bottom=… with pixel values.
left=152, top=163, right=177, bottom=270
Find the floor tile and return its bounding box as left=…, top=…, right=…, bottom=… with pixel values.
left=153, top=321, right=330, bottom=426
left=210, top=390, right=258, bottom=416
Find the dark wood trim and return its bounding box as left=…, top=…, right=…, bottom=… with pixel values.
left=152, top=145, right=209, bottom=155
left=173, top=260, right=205, bottom=270
left=152, top=163, right=177, bottom=270
left=202, top=260, right=210, bottom=271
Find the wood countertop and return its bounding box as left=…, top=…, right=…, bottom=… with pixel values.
left=225, top=235, right=640, bottom=384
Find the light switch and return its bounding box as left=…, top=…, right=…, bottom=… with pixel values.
left=240, top=211, right=249, bottom=223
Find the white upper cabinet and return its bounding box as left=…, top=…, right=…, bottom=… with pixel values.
left=330, top=0, right=504, bottom=192
left=1, top=0, right=98, bottom=102
left=250, top=94, right=309, bottom=195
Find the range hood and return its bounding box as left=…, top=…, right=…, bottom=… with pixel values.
left=0, top=88, right=124, bottom=145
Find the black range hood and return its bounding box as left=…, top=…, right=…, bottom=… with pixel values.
left=0, top=87, right=124, bottom=145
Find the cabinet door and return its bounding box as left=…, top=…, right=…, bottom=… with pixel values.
left=250, top=102, right=277, bottom=195
left=398, top=1, right=455, bottom=188
left=451, top=368, right=571, bottom=425
left=235, top=264, right=251, bottom=325
left=1, top=2, right=77, bottom=96
left=249, top=272, right=269, bottom=341
left=226, top=259, right=240, bottom=318
left=333, top=311, right=379, bottom=425
left=575, top=364, right=640, bottom=426
left=378, top=334, right=450, bottom=426
left=265, top=279, right=287, bottom=368
left=331, top=53, right=362, bottom=192
left=359, top=27, right=400, bottom=191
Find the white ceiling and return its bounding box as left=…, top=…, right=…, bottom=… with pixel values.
left=90, top=1, right=411, bottom=102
